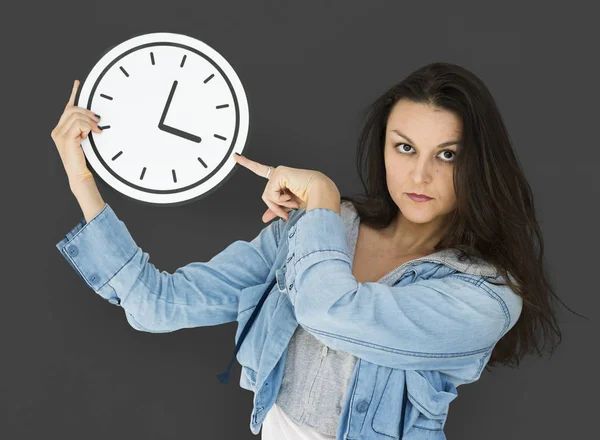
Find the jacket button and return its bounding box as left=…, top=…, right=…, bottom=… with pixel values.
left=90, top=274, right=98, bottom=283
left=356, top=401, right=368, bottom=413
left=288, top=283, right=293, bottom=290
left=67, top=245, right=78, bottom=257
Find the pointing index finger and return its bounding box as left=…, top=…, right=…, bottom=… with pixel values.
left=234, top=154, right=271, bottom=179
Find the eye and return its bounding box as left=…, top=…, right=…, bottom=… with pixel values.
left=394, top=143, right=456, bottom=163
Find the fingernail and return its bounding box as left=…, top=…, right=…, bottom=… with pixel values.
left=94, top=114, right=101, bottom=120
left=234, top=153, right=240, bottom=156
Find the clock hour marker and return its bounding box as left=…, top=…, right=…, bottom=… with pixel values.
left=150, top=52, right=155, bottom=65
left=98, top=125, right=111, bottom=130
left=111, top=151, right=123, bottom=161
left=203, top=73, right=214, bottom=84
left=216, top=104, right=229, bottom=109
left=214, top=134, right=227, bottom=141
left=100, top=94, right=113, bottom=100
left=197, top=157, right=207, bottom=168
left=119, top=66, right=129, bottom=77
left=172, top=169, right=177, bottom=183
left=140, top=167, right=147, bottom=180
left=180, top=54, right=187, bottom=68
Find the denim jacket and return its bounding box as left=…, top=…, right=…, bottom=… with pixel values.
left=55, top=200, right=522, bottom=439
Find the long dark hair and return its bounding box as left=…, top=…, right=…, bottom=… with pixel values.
left=340, top=61, right=585, bottom=369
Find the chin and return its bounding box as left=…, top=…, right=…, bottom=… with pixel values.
left=399, top=204, right=438, bottom=223
left=403, top=212, right=437, bottom=224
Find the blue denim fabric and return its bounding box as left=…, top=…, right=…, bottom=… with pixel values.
left=56, top=202, right=522, bottom=439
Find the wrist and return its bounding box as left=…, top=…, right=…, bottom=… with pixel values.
left=68, top=170, right=94, bottom=190
left=306, top=178, right=340, bottom=214
left=70, top=177, right=106, bottom=223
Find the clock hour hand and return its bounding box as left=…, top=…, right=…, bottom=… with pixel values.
left=159, top=123, right=202, bottom=143
left=158, top=80, right=202, bottom=143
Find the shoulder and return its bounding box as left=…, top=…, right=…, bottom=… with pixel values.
left=443, top=272, right=523, bottom=336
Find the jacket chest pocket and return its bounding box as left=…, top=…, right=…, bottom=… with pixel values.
left=371, top=369, right=457, bottom=439
left=404, top=370, right=457, bottom=434
left=371, top=369, right=408, bottom=439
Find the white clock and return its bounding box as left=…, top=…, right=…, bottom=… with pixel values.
left=75, top=32, right=250, bottom=206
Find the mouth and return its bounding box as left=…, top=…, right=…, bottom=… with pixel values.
left=406, top=193, right=433, bottom=202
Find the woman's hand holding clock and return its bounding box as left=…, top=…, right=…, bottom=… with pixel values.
left=232, top=153, right=340, bottom=223
left=51, top=79, right=103, bottom=189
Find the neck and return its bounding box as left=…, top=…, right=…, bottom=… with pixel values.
left=381, top=211, right=449, bottom=255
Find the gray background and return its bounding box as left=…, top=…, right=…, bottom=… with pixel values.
left=2, top=0, right=597, bottom=438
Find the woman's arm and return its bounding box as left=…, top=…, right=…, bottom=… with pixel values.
left=57, top=179, right=286, bottom=333
left=282, top=207, right=523, bottom=375
left=70, top=174, right=105, bottom=223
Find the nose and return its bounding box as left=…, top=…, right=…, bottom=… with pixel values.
left=408, top=158, right=433, bottom=184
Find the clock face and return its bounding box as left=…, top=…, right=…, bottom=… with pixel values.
left=75, top=32, right=250, bottom=206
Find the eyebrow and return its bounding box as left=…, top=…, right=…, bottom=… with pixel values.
left=391, top=129, right=461, bottom=148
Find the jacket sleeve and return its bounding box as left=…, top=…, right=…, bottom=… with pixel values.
left=55, top=203, right=282, bottom=333
left=282, top=207, right=523, bottom=372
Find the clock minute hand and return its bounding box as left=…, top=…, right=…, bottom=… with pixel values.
left=158, top=80, right=202, bottom=143
left=158, top=80, right=178, bottom=126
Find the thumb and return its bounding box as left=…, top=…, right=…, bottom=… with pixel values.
left=262, top=208, right=276, bottom=223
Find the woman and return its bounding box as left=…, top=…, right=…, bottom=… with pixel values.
left=52, top=62, right=564, bottom=440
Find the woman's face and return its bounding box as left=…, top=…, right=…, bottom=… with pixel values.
left=383, top=99, right=462, bottom=225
